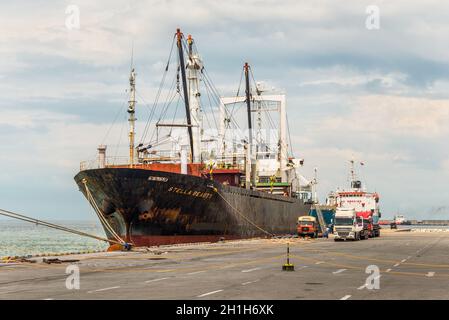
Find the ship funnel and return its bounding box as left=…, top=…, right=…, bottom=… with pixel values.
left=98, top=145, right=107, bottom=169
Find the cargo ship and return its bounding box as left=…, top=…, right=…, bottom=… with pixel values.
left=74, top=29, right=312, bottom=246
left=327, top=160, right=381, bottom=237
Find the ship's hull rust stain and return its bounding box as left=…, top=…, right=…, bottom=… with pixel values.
left=74, top=168, right=310, bottom=246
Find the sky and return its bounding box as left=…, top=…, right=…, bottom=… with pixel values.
left=0, top=0, right=448, bottom=221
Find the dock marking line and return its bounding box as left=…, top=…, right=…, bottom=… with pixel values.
left=197, top=289, right=224, bottom=297
left=333, top=269, right=347, bottom=274
left=393, top=263, right=400, bottom=267
left=401, top=259, right=407, bottom=263
left=386, top=268, right=392, bottom=273
left=187, top=270, right=207, bottom=275
left=87, top=286, right=120, bottom=293
left=145, top=277, right=170, bottom=283
left=242, top=279, right=260, bottom=286
left=242, top=267, right=261, bottom=273
left=340, top=295, right=351, bottom=300
left=426, top=272, right=435, bottom=277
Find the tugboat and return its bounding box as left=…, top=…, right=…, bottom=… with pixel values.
left=74, top=29, right=313, bottom=246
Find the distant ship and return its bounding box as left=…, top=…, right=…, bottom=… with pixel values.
left=327, top=160, right=381, bottom=237
left=74, top=29, right=313, bottom=247
left=394, top=214, right=411, bottom=225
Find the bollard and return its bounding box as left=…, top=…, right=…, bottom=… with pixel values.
left=282, top=242, right=295, bottom=271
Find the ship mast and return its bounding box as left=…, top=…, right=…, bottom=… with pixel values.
left=186, top=34, right=203, bottom=163
left=244, top=62, right=257, bottom=188
left=349, top=159, right=362, bottom=190
left=176, top=28, right=195, bottom=162
left=128, top=68, right=136, bottom=167
left=350, top=159, right=356, bottom=183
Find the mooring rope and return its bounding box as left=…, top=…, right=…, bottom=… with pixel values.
left=81, top=179, right=126, bottom=244
left=0, top=208, right=123, bottom=245
left=212, top=188, right=274, bottom=237
left=85, top=188, right=123, bottom=243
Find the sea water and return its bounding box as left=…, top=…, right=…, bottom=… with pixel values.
left=0, top=220, right=108, bottom=258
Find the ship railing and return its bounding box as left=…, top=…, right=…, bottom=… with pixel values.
left=138, top=149, right=183, bottom=163
left=79, top=153, right=249, bottom=171
left=79, top=156, right=130, bottom=171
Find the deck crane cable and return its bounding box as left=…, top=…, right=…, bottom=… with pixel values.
left=200, top=76, right=219, bottom=133
left=249, top=68, right=278, bottom=133
left=221, top=68, right=244, bottom=142
left=82, top=179, right=126, bottom=244
left=199, top=74, right=216, bottom=130
left=211, top=188, right=273, bottom=237
left=227, top=73, right=244, bottom=131
left=286, top=114, right=294, bottom=157
left=140, top=35, right=176, bottom=144
left=156, top=77, right=180, bottom=126
left=248, top=67, right=287, bottom=160
left=168, top=95, right=182, bottom=136
left=0, top=208, right=123, bottom=246
left=187, top=40, right=219, bottom=130
left=148, top=55, right=182, bottom=145
left=201, top=60, right=245, bottom=133
left=100, top=99, right=127, bottom=146
left=214, top=69, right=244, bottom=158
left=113, top=112, right=127, bottom=162
left=199, top=69, right=223, bottom=131
left=146, top=73, right=179, bottom=146
left=82, top=96, right=128, bottom=164
left=250, top=71, right=292, bottom=162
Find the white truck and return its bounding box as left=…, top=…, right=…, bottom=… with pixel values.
left=334, top=208, right=368, bottom=241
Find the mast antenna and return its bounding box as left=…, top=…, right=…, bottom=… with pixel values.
left=350, top=159, right=355, bottom=183
left=130, top=41, right=134, bottom=71
left=128, top=67, right=137, bottom=167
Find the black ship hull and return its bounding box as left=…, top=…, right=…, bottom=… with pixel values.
left=74, top=168, right=311, bottom=246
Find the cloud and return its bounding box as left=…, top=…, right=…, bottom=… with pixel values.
left=321, top=95, right=449, bottom=138
left=1, top=1, right=449, bottom=220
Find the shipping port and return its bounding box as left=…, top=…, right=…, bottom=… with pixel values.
left=1, top=1, right=449, bottom=306
left=2, top=230, right=449, bottom=299
left=1, top=27, right=449, bottom=300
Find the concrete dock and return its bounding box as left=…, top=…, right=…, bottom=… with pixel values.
left=1, top=230, right=449, bottom=300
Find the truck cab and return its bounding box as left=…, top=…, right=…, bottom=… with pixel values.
left=297, top=216, right=318, bottom=238
left=334, top=208, right=368, bottom=241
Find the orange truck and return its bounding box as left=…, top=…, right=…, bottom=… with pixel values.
left=297, top=216, right=319, bottom=238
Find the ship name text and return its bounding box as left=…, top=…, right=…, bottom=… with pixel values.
left=168, top=186, right=213, bottom=200
left=148, top=176, right=168, bottom=182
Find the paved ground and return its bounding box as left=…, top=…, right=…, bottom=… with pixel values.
left=1, top=230, right=449, bottom=300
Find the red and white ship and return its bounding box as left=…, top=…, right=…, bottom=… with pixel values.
left=327, top=160, right=381, bottom=237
